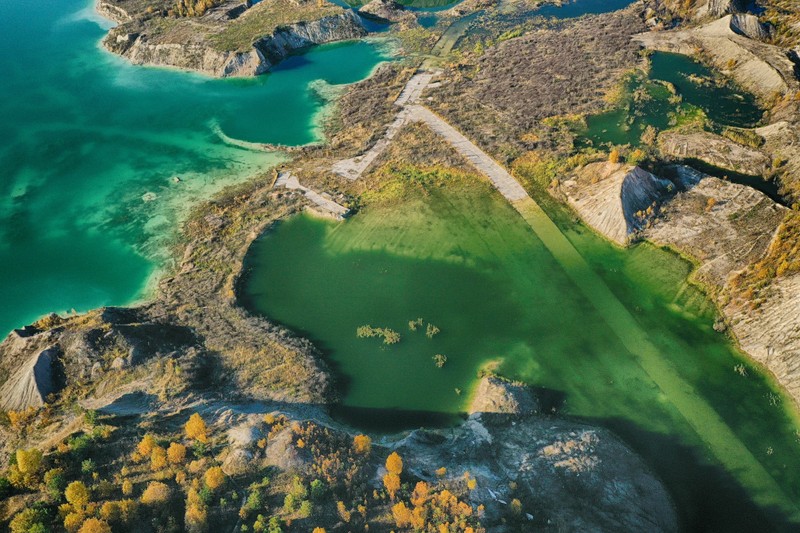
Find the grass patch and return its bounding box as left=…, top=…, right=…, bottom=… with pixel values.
left=210, top=0, right=344, bottom=52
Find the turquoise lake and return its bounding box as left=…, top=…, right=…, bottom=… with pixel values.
left=0, top=0, right=389, bottom=336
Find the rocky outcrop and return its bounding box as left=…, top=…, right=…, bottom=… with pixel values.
left=359, top=0, right=417, bottom=27
left=396, top=412, right=678, bottom=531
left=468, top=375, right=540, bottom=415
left=659, top=130, right=771, bottom=176
left=103, top=10, right=366, bottom=77
left=0, top=347, right=60, bottom=411
left=634, top=15, right=800, bottom=100
left=558, top=162, right=681, bottom=245
left=726, top=274, right=800, bottom=403
left=95, top=0, right=133, bottom=24
left=730, top=13, right=774, bottom=41
left=645, top=177, right=787, bottom=287
left=699, top=0, right=747, bottom=18
left=0, top=308, right=205, bottom=410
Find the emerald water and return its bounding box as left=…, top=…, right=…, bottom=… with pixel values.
left=0, top=0, right=389, bottom=336
left=241, top=175, right=800, bottom=530
left=581, top=51, right=763, bottom=148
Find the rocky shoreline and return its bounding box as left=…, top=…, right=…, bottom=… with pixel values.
left=98, top=0, right=367, bottom=77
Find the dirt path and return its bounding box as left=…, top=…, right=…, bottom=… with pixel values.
left=275, top=172, right=349, bottom=219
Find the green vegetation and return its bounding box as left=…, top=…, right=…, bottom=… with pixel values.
left=210, top=0, right=343, bottom=52
left=356, top=325, right=401, bottom=344
left=722, top=127, right=764, bottom=149
left=175, top=0, right=221, bottom=17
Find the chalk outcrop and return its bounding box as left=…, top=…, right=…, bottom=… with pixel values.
left=0, top=347, right=59, bottom=411
left=558, top=163, right=682, bottom=245
left=634, top=15, right=799, bottom=100
left=104, top=10, right=365, bottom=77
left=391, top=377, right=678, bottom=532
left=658, top=130, right=771, bottom=177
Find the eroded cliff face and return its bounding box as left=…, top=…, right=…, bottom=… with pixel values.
left=103, top=10, right=366, bottom=77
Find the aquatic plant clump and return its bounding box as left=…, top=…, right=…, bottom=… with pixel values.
left=426, top=324, right=441, bottom=338
left=433, top=354, right=448, bottom=368
left=356, top=325, right=401, bottom=345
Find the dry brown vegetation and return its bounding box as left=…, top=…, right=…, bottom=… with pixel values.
left=427, top=9, right=647, bottom=162
left=731, top=212, right=800, bottom=303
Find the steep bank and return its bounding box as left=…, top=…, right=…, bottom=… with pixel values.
left=100, top=0, right=367, bottom=77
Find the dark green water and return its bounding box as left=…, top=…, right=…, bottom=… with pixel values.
left=0, top=0, right=389, bottom=336
left=581, top=51, right=763, bottom=147
left=241, top=177, right=800, bottom=531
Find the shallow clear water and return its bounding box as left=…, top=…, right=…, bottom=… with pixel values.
left=0, top=0, right=389, bottom=336
left=241, top=179, right=800, bottom=531
left=581, top=51, right=763, bottom=148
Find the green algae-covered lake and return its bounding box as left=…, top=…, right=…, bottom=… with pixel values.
left=0, top=0, right=389, bottom=337
left=241, top=174, right=800, bottom=531
left=580, top=51, right=764, bottom=148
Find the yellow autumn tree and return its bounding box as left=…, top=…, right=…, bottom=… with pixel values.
left=65, top=481, right=90, bottom=510
left=64, top=513, right=84, bottom=533
left=140, top=481, right=171, bottom=505
left=167, top=442, right=187, bottom=464
left=150, top=446, right=167, bottom=471
left=312, top=529, right=327, bottom=533
left=121, top=479, right=133, bottom=496
left=383, top=472, right=401, bottom=501
left=78, top=518, right=111, bottom=533
left=608, top=148, right=620, bottom=164
left=204, top=466, right=225, bottom=490
left=185, top=491, right=208, bottom=533
left=136, top=434, right=156, bottom=459
left=392, top=502, right=413, bottom=528
left=385, top=452, right=403, bottom=475
left=16, top=448, right=43, bottom=476
left=185, top=413, right=208, bottom=443
left=353, top=434, right=372, bottom=455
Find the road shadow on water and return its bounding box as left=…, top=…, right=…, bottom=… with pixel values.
left=583, top=416, right=800, bottom=533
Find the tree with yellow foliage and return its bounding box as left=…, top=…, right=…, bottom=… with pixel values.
left=136, top=434, right=156, bottom=459
left=353, top=434, right=372, bottom=455
left=312, top=528, right=327, bottom=533
left=99, top=501, right=121, bottom=522
left=608, top=148, right=621, bottom=164
left=204, top=466, right=225, bottom=490
left=65, top=481, right=90, bottom=510
left=64, top=512, right=84, bottom=533
left=16, top=448, right=42, bottom=476
left=11, top=448, right=43, bottom=488
left=121, top=479, right=133, bottom=496
left=385, top=451, right=403, bottom=475
left=185, top=489, right=208, bottom=533
left=167, top=442, right=187, bottom=464
left=150, top=446, right=167, bottom=471
left=78, top=518, right=112, bottom=533
left=185, top=413, right=208, bottom=443
left=140, top=481, right=171, bottom=505
left=392, top=501, right=413, bottom=528
left=383, top=472, right=400, bottom=501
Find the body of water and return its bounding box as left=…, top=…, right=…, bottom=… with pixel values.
left=0, top=0, right=389, bottom=336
